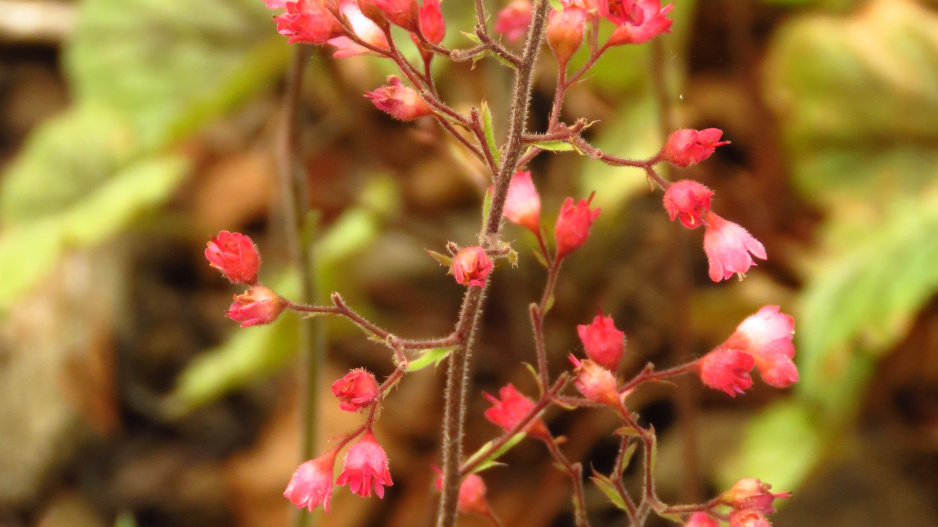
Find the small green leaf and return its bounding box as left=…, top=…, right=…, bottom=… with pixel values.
left=407, top=346, right=456, bottom=372
left=591, top=472, right=629, bottom=511
left=480, top=100, right=500, bottom=167
left=618, top=442, right=638, bottom=476
left=466, top=432, right=528, bottom=473
left=523, top=362, right=544, bottom=393
left=543, top=293, right=555, bottom=315
left=426, top=249, right=453, bottom=267
left=482, top=186, right=493, bottom=223
left=532, top=140, right=576, bottom=152
left=461, top=31, right=482, bottom=44
left=532, top=247, right=549, bottom=268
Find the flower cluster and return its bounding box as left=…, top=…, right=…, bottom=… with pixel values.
left=206, top=231, right=285, bottom=327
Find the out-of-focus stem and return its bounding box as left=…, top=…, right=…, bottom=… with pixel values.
left=278, top=46, right=323, bottom=527
left=541, top=437, right=591, bottom=527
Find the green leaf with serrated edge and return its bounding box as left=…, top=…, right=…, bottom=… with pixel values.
left=532, top=140, right=576, bottom=152
left=591, top=473, right=629, bottom=511
left=480, top=100, right=500, bottom=166
left=407, top=346, right=456, bottom=372
left=506, top=248, right=519, bottom=268
left=465, top=432, right=527, bottom=474
left=426, top=249, right=453, bottom=267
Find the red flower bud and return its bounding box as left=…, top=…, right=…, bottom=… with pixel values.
left=684, top=513, right=719, bottom=527
left=547, top=6, right=586, bottom=69
left=274, top=0, right=344, bottom=45
left=449, top=246, right=493, bottom=287
left=723, top=306, right=797, bottom=388
left=206, top=231, right=261, bottom=285
left=702, top=212, right=766, bottom=282
left=606, top=0, right=673, bottom=46
left=569, top=355, right=621, bottom=408
left=434, top=469, right=489, bottom=515
left=336, top=431, right=393, bottom=498
left=227, top=286, right=285, bottom=327
left=370, top=0, right=420, bottom=31
left=554, top=195, right=601, bottom=260
left=698, top=346, right=754, bottom=397
left=663, top=180, right=713, bottom=229
left=729, top=509, right=772, bottom=527
left=418, top=0, right=446, bottom=44
left=332, top=369, right=379, bottom=411
left=661, top=128, right=729, bottom=168
left=494, top=0, right=533, bottom=42
left=365, top=75, right=433, bottom=120
left=501, top=170, right=541, bottom=234
left=576, top=310, right=625, bottom=371
left=721, top=478, right=791, bottom=515
left=483, top=383, right=550, bottom=439
left=284, top=449, right=338, bottom=512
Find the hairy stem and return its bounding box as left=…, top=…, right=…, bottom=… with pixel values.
left=436, top=2, right=550, bottom=527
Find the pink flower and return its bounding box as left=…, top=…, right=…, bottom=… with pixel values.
left=723, top=306, right=797, bottom=388
left=284, top=449, right=338, bottom=512
left=332, top=369, right=379, bottom=411
left=434, top=470, right=489, bottom=515
left=569, top=355, right=621, bottom=407
left=205, top=231, right=260, bottom=285
left=703, top=212, right=766, bottom=282
left=449, top=246, right=493, bottom=287
left=227, top=286, right=285, bottom=327
left=371, top=0, right=419, bottom=31
left=606, top=0, right=673, bottom=46
left=336, top=431, right=393, bottom=498
left=598, top=0, right=640, bottom=25
left=418, top=0, right=446, bottom=44
left=365, top=75, right=433, bottom=120
left=729, top=509, right=772, bottom=527
left=326, top=1, right=388, bottom=57
left=264, top=0, right=288, bottom=9
left=721, top=478, right=791, bottom=515
left=547, top=6, right=586, bottom=68
left=483, top=383, right=550, bottom=439
left=274, top=0, right=344, bottom=45
left=554, top=195, right=601, bottom=260
left=577, top=311, right=625, bottom=371
left=684, top=513, right=719, bottom=527
left=663, top=180, right=713, bottom=229
left=494, top=0, right=533, bottom=42
left=501, top=170, right=541, bottom=234
left=698, top=346, right=754, bottom=397
left=661, top=128, right=729, bottom=168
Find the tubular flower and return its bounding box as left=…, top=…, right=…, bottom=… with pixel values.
left=449, top=246, right=493, bottom=287
left=684, top=513, right=719, bottom=527
left=663, top=180, right=713, bottom=229
left=337, top=431, right=393, bottom=498
left=227, top=286, right=285, bottom=327
left=418, top=0, right=446, bottom=44
left=702, top=212, right=766, bottom=282
left=577, top=311, right=625, bottom=371
left=723, top=306, right=797, bottom=388
left=547, top=6, right=586, bottom=69
left=721, top=478, right=791, bottom=515
left=697, top=346, right=754, bottom=397
left=274, top=0, right=344, bottom=45
left=332, top=369, right=379, bottom=411
left=205, top=231, right=260, bottom=285
left=284, top=449, right=338, bottom=512
left=483, top=383, right=550, bottom=439
left=554, top=195, right=601, bottom=260
left=327, top=0, right=388, bottom=57
left=365, top=76, right=433, bottom=120
left=494, top=0, right=533, bottom=42
left=569, top=355, right=621, bottom=408
left=661, top=128, right=729, bottom=168
left=729, top=509, right=773, bottom=527
left=434, top=470, right=489, bottom=515
left=606, top=0, right=673, bottom=46
left=501, top=170, right=542, bottom=234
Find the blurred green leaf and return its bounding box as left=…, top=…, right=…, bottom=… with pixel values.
left=0, top=151, right=190, bottom=311
left=591, top=472, right=629, bottom=511
left=166, top=273, right=300, bottom=414
left=465, top=432, right=527, bottom=474
left=764, top=0, right=938, bottom=206
left=407, top=346, right=456, bottom=372
left=65, top=0, right=287, bottom=147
